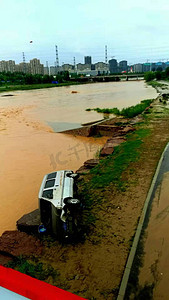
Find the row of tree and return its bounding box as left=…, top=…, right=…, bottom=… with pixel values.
left=144, top=67, right=169, bottom=82
left=0, top=71, right=70, bottom=85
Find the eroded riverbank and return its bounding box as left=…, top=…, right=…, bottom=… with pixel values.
left=0, top=106, right=107, bottom=235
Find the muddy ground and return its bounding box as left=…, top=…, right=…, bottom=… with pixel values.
left=1, top=98, right=169, bottom=300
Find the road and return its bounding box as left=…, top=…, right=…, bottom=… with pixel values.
left=139, top=143, right=169, bottom=299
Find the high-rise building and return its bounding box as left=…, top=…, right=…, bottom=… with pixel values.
left=84, top=56, right=92, bottom=65
left=119, top=60, right=128, bottom=72
left=143, top=63, right=151, bottom=72
left=133, top=64, right=143, bottom=73
left=0, top=60, right=16, bottom=73
left=30, top=58, right=44, bottom=75
left=15, top=62, right=31, bottom=74
left=50, top=66, right=56, bottom=76
left=155, top=62, right=166, bottom=71
left=109, top=59, right=118, bottom=73
left=44, top=67, right=49, bottom=75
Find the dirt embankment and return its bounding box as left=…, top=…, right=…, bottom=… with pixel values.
left=1, top=98, right=169, bottom=299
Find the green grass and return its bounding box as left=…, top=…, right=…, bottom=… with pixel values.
left=7, top=256, right=59, bottom=281
left=0, top=81, right=80, bottom=93
left=86, top=99, right=153, bottom=118
left=90, top=128, right=150, bottom=189
left=78, top=128, right=151, bottom=229
left=147, top=81, right=167, bottom=88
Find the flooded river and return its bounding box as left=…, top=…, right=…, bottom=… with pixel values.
left=0, top=81, right=157, bottom=235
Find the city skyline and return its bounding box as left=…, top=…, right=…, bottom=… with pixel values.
left=0, top=0, right=169, bottom=65
left=0, top=56, right=168, bottom=76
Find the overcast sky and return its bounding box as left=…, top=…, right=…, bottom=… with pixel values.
left=0, top=0, right=169, bottom=65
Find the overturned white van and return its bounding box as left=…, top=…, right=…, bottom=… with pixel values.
left=38, top=170, right=80, bottom=239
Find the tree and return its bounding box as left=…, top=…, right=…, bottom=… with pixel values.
left=165, top=67, right=169, bottom=78
left=144, top=71, right=155, bottom=82
left=155, top=71, right=162, bottom=80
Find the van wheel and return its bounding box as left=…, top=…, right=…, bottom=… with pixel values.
left=67, top=198, right=80, bottom=205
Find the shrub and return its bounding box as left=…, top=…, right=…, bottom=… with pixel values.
left=144, top=72, right=155, bottom=82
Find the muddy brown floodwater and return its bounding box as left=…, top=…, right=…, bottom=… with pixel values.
left=0, top=81, right=157, bottom=235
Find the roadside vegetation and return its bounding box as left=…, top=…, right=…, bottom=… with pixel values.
left=7, top=255, right=58, bottom=282
left=144, top=67, right=169, bottom=82
left=86, top=99, right=153, bottom=118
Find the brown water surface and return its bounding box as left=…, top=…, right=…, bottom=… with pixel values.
left=0, top=81, right=157, bottom=234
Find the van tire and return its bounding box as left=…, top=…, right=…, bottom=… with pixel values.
left=67, top=198, right=80, bottom=205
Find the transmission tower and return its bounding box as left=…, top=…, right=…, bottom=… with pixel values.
left=73, top=57, right=76, bottom=72
left=55, top=45, right=59, bottom=67
left=22, top=52, right=26, bottom=73
left=105, top=45, right=108, bottom=64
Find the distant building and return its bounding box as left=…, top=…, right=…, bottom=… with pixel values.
left=119, top=60, right=128, bottom=73
left=84, top=56, right=92, bottom=65
left=143, top=63, right=151, bottom=72
left=109, top=59, right=118, bottom=73
left=44, top=67, right=49, bottom=75
left=15, top=62, right=31, bottom=74
left=0, top=61, right=8, bottom=72
left=77, top=70, right=97, bottom=76
left=77, top=63, right=91, bottom=71
left=165, top=62, right=169, bottom=69
left=155, top=62, right=166, bottom=71
left=150, top=63, right=156, bottom=71
left=91, top=64, right=95, bottom=70
left=50, top=66, right=56, bottom=76
left=133, top=63, right=143, bottom=73
left=30, top=58, right=44, bottom=75
left=61, top=64, right=74, bottom=72
left=94, top=62, right=109, bottom=74
left=0, top=60, right=16, bottom=73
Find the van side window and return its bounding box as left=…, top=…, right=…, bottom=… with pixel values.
left=42, top=189, right=53, bottom=199
left=45, top=179, right=55, bottom=189
left=47, top=172, right=57, bottom=180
